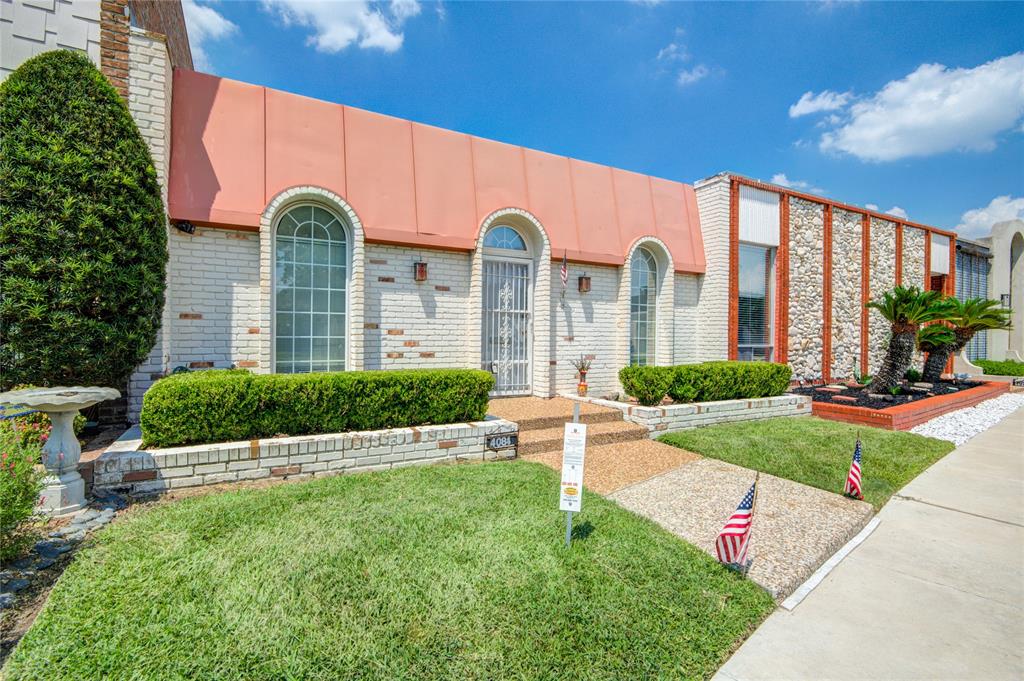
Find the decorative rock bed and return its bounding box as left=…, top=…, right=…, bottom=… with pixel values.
left=91, top=418, right=519, bottom=497
left=560, top=393, right=811, bottom=436
left=910, top=392, right=1024, bottom=445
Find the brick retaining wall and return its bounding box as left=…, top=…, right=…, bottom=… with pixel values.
left=561, top=393, right=811, bottom=436
left=92, top=418, right=519, bottom=496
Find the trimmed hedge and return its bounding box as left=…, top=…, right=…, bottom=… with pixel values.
left=619, top=361, right=792, bottom=405
left=0, top=51, right=167, bottom=389
left=141, top=369, right=494, bottom=448
left=618, top=366, right=673, bottom=406
left=975, top=359, right=1024, bottom=377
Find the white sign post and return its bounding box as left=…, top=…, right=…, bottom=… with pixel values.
left=560, top=403, right=587, bottom=546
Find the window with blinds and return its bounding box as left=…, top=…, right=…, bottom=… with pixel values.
left=956, top=250, right=990, bottom=361
left=737, top=243, right=775, bottom=362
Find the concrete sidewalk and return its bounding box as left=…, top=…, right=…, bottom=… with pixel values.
left=716, top=407, right=1024, bottom=681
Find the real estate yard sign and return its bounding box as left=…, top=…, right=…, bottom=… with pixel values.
left=560, top=422, right=587, bottom=512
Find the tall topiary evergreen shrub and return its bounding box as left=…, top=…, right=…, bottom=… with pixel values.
left=0, top=50, right=167, bottom=389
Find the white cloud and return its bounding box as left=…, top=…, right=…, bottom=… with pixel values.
left=770, top=172, right=825, bottom=194
left=182, top=0, right=238, bottom=71
left=865, top=203, right=879, bottom=211
left=956, top=195, right=1024, bottom=238
left=261, top=0, right=422, bottom=54
left=819, top=52, right=1024, bottom=161
left=885, top=206, right=908, bottom=219
left=789, top=90, right=853, bottom=118
left=657, top=42, right=687, bottom=62
left=677, top=65, right=709, bottom=87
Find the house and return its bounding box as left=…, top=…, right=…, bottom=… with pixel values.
left=3, top=1, right=1018, bottom=423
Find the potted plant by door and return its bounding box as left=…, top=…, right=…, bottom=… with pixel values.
left=571, top=356, right=593, bottom=396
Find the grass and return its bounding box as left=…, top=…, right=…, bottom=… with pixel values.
left=975, top=359, right=1024, bottom=376
left=659, top=416, right=954, bottom=510
left=3, top=462, right=774, bottom=681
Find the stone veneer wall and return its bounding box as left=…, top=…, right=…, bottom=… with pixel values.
left=831, top=209, right=863, bottom=380
left=93, top=419, right=518, bottom=496
left=868, top=218, right=898, bottom=374
left=692, top=176, right=731, bottom=362
left=787, top=198, right=825, bottom=381
left=901, top=226, right=927, bottom=368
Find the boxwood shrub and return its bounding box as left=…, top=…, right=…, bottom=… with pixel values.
left=975, top=359, right=1024, bottom=377
left=141, top=369, right=495, bottom=448
left=618, top=366, right=673, bottom=406
left=619, top=361, right=792, bottom=405
left=668, top=361, right=791, bottom=403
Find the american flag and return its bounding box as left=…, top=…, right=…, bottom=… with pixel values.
left=716, top=478, right=757, bottom=567
left=844, top=438, right=863, bottom=500
left=560, top=250, right=568, bottom=290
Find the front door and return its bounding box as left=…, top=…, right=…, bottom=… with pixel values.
left=482, top=259, right=532, bottom=396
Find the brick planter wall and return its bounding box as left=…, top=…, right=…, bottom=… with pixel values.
left=92, top=418, right=518, bottom=496
left=561, top=393, right=811, bottom=436
left=810, top=381, right=1010, bottom=430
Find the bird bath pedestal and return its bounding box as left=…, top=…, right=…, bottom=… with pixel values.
left=0, top=386, right=120, bottom=516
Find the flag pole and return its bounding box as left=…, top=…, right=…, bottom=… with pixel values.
left=743, top=471, right=760, bottom=577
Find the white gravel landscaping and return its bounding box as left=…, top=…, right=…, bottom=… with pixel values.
left=910, top=393, right=1024, bottom=446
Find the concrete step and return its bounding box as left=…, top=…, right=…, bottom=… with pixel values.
left=489, top=396, right=623, bottom=432
left=517, top=419, right=648, bottom=456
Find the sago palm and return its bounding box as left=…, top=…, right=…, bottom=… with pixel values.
left=920, top=298, right=1012, bottom=382
left=916, top=324, right=956, bottom=382
left=865, top=286, right=950, bottom=394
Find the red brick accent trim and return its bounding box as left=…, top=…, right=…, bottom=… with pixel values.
left=123, top=469, right=157, bottom=482
left=563, top=336, right=574, bottom=342
left=945, top=237, right=958, bottom=373
left=364, top=323, right=379, bottom=329
left=419, top=352, right=436, bottom=358
left=249, top=440, right=260, bottom=459
left=811, top=381, right=1008, bottom=430
left=247, top=327, right=260, bottom=334
left=728, top=180, right=740, bottom=361
left=386, top=352, right=404, bottom=359
left=411, top=428, right=421, bottom=443
left=438, top=440, right=457, bottom=449
left=378, top=276, right=395, bottom=283
left=860, top=214, right=871, bottom=376
left=894, top=223, right=903, bottom=286
left=236, top=361, right=258, bottom=368
left=189, top=361, right=214, bottom=368
left=100, top=0, right=130, bottom=98
left=369, top=259, right=388, bottom=265
left=776, top=195, right=790, bottom=364
left=822, top=204, right=833, bottom=383
left=271, top=465, right=301, bottom=477
left=403, top=340, right=419, bottom=347
left=923, top=229, right=932, bottom=289
left=387, top=329, right=404, bottom=335
left=179, top=312, right=202, bottom=320
left=434, top=285, right=450, bottom=292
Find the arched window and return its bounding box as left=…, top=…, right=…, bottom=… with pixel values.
left=274, top=204, right=348, bottom=373
left=630, top=247, right=657, bottom=366
left=483, top=225, right=527, bottom=251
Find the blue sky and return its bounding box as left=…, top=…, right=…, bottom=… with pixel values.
left=184, top=1, right=1024, bottom=238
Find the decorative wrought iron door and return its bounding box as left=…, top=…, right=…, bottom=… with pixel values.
left=482, top=259, right=532, bottom=396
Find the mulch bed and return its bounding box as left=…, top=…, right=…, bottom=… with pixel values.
left=791, top=379, right=983, bottom=411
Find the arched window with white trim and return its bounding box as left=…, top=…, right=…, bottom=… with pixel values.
left=274, top=204, right=348, bottom=373
left=630, top=247, right=657, bottom=366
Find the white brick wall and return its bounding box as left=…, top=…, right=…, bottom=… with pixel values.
left=693, top=175, right=730, bottom=362
left=550, top=263, right=621, bottom=397
left=126, top=27, right=172, bottom=419
left=1, top=0, right=100, bottom=81
left=363, top=244, right=473, bottom=369
left=673, top=273, right=702, bottom=365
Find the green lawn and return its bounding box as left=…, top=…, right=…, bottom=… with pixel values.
left=659, top=416, right=954, bottom=510
left=4, top=462, right=774, bottom=681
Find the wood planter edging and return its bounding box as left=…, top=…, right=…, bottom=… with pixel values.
left=810, top=381, right=1009, bottom=431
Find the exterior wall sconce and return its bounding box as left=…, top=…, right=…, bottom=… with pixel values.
left=1001, top=293, right=1012, bottom=308
left=414, top=261, right=428, bottom=282
left=174, top=221, right=195, bottom=235
left=578, top=274, right=591, bottom=294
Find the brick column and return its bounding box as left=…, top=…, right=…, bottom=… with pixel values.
left=727, top=180, right=740, bottom=360
left=860, top=214, right=871, bottom=376
left=822, top=205, right=833, bottom=383
left=100, top=0, right=130, bottom=98
left=776, top=195, right=790, bottom=364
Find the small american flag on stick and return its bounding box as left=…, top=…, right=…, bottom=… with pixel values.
left=715, top=473, right=758, bottom=571
left=560, top=250, right=569, bottom=291
left=844, top=437, right=863, bottom=500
